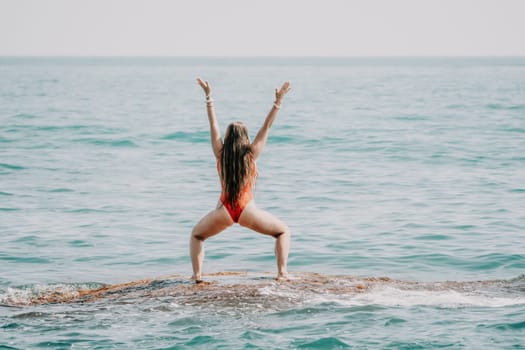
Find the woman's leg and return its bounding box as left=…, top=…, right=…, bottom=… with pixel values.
left=190, top=204, right=233, bottom=281
left=238, top=202, right=290, bottom=279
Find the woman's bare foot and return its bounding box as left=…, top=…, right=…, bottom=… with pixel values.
left=276, top=272, right=290, bottom=281
left=191, top=274, right=203, bottom=284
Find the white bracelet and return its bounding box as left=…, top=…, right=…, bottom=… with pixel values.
left=273, top=102, right=281, bottom=109
left=206, top=99, right=214, bottom=104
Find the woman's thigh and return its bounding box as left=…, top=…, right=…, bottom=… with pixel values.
left=238, top=202, right=288, bottom=237
left=192, top=204, right=233, bottom=240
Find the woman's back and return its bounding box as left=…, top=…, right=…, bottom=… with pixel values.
left=218, top=122, right=256, bottom=207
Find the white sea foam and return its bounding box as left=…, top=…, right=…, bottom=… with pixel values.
left=327, top=286, right=525, bottom=308
left=0, top=284, right=93, bottom=306
left=258, top=283, right=301, bottom=301
left=0, top=287, right=34, bottom=306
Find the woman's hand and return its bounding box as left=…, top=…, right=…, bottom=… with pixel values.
left=196, top=77, right=212, bottom=97
left=275, top=81, right=291, bottom=104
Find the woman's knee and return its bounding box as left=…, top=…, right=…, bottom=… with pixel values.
left=191, top=227, right=207, bottom=241
left=273, top=224, right=290, bottom=239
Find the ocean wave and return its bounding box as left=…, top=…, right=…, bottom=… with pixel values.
left=0, top=253, right=51, bottom=264
left=292, top=337, right=350, bottom=348
left=0, top=283, right=104, bottom=306
left=503, top=127, right=525, bottom=134
left=333, top=286, right=525, bottom=308
left=0, top=136, right=14, bottom=143
left=73, top=138, right=137, bottom=147
left=0, top=163, right=25, bottom=170
left=0, top=207, right=21, bottom=211
left=446, top=103, right=466, bottom=109
left=162, top=130, right=209, bottom=143
left=3, top=124, right=123, bottom=135
left=486, top=103, right=525, bottom=111
left=393, top=114, right=428, bottom=121
left=47, top=188, right=74, bottom=193
left=268, top=135, right=296, bottom=143
left=483, top=320, right=525, bottom=331
left=11, top=113, right=37, bottom=119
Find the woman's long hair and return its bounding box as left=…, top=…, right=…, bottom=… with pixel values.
left=220, top=122, right=254, bottom=206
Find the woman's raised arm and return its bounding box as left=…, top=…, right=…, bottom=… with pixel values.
left=197, top=77, right=222, bottom=159
left=251, top=81, right=291, bottom=159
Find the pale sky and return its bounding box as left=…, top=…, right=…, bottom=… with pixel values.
left=1, top=0, right=524, bottom=56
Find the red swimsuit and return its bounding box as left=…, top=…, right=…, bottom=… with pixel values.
left=217, top=160, right=257, bottom=223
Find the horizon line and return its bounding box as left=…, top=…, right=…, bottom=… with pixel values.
left=1, top=54, right=525, bottom=59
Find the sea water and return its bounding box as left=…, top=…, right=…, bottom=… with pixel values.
left=0, top=57, right=524, bottom=348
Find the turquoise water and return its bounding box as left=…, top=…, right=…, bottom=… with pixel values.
left=1, top=57, right=524, bottom=348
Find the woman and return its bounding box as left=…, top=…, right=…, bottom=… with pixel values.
left=190, top=77, right=292, bottom=283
